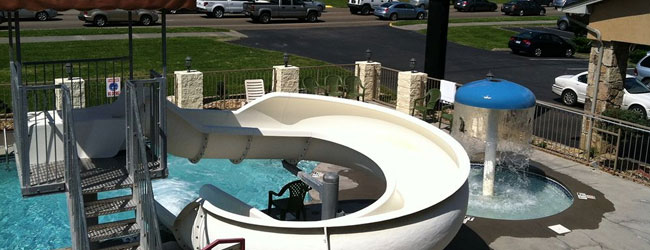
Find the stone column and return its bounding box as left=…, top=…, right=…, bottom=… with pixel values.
left=396, top=71, right=427, bottom=115
left=355, top=61, right=381, bottom=102
left=55, top=77, right=85, bottom=110
left=272, top=65, right=299, bottom=93
left=580, top=41, right=630, bottom=152
left=174, top=70, right=204, bottom=109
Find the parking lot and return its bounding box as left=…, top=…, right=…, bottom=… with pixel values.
left=232, top=25, right=589, bottom=106
left=5, top=6, right=562, bottom=30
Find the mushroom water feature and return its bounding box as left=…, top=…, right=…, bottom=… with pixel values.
left=451, top=75, right=573, bottom=220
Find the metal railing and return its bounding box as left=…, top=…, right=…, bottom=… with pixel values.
left=126, top=79, right=163, bottom=249
left=60, top=83, right=91, bottom=250
left=20, top=57, right=128, bottom=109
left=198, top=68, right=274, bottom=110
left=532, top=101, right=650, bottom=182
left=202, top=238, right=245, bottom=250
left=376, top=67, right=399, bottom=107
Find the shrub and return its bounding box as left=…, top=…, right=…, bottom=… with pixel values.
left=602, top=109, right=650, bottom=127
left=571, top=36, right=592, bottom=53
left=629, top=48, right=649, bottom=65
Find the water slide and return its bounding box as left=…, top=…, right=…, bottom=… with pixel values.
left=27, top=92, right=470, bottom=250
left=166, top=93, right=470, bottom=250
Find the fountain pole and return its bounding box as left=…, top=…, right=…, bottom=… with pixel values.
left=483, top=109, right=498, bottom=196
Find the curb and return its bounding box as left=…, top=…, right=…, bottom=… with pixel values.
left=325, top=5, right=334, bottom=8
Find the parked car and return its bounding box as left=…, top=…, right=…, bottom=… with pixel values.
left=553, top=72, right=650, bottom=118
left=509, top=31, right=574, bottom=57
left=243, top=0, right=322, bottom=24
left=348, top=0, right=396, bottom=15
left=374, top=2, right=426, bottom=20
left=635, top=52, right=650, bottom=85
left=556, top=15, right=571, bottom=30
left=532, top=0, right=553, bottom=6
left=552, top=0, right=578, bottom=8
left=196, top=0, right=251, bottom=18
left=410, top=0, right=428, bottom=9
left=454, top=0, right=498, bottom=12
left=306, top=0, right=327, bottom=11
left=79, top=9, right=159, bottom=27
left=501, top=0, right=546, bottom=16
left=3, top=9, right=58, bottom=21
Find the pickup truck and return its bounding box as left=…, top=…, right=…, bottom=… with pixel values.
left=243, top=0, right=322, bottom=24
left=348, top=0, right=395, bottom=15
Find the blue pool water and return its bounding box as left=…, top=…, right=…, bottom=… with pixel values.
left=467, top=164, right=573, bottom=220
left=0, top=156, right=316, bottom=249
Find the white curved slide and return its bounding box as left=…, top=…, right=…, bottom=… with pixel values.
left=167, top=93, right=470, bottom=250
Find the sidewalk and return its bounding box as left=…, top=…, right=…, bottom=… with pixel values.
left=448, top=149, right=650, bottom=250
left=392, top=20, right=556, bottom=31
left=0, top=30, right=247, bottom=44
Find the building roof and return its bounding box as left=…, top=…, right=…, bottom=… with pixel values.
left=0, top=0, right=195, bottom=11
left=560, top=0, right=603, bottom=14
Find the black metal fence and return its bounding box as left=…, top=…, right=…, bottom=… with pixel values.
left=377, top=67, right=399, bottom=107
left=20, top=57, right=128, bottom=109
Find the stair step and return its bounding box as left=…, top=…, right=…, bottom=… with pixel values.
left=85, top=195, right=136, bottom=218
left=81, top=167, right=133, bottom=194
left=88, top=219, right=139, bottom=243
left=97, top=241, right=140, bottom=250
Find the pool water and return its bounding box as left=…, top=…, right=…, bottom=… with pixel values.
left=0, top=156, right=316, bottom=249
left=467, top=164, right=573, bottom=220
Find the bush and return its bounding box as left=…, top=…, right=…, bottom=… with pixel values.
left=602, top=109, right=650, bottom=127
left=629, top=47, right=649, bottom=65
left=571, top=36, right=592, bottom=53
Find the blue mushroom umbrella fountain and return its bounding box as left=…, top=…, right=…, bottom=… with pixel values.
left=451, top=74, right=573, bottom=220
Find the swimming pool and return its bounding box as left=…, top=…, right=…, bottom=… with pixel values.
left=0, top=156, right=316, bottom=249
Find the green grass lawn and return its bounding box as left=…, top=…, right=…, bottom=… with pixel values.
left=419, top=26, right=517, bottom=50
left=0, top=27, right=229, bottom=38
left=393, top=15, right=558, bottom=26
left=0, top=37, right=326, bottom=82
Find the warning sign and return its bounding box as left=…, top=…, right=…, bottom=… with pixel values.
left=106, top=77, right=121, bottom=97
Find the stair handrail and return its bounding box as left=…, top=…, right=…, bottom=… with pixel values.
left=60, top=83, right=91, bottom=250
left=9, top=61, right=29, bottom=190
left=126, top=79, right=162, bottom=249
left=202, top=238, right=246, bottom=250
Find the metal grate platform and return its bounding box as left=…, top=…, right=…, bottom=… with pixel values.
left=84, top=195, right=136, bottom=218
left=88, top=218, right=139, bottom=243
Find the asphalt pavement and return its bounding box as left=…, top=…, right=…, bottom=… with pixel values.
left=231, top=25, right=589, bottom=104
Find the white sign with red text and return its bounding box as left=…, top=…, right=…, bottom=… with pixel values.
left=106, top=77, right=121, bottom=97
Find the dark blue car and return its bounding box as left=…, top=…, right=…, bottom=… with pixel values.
left=374, top=2, right=426, bottom=21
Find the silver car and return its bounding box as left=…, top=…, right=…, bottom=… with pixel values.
left=636, top=52, right=650, bottom=86
left=1, top=9, right=58, bottom=21
left=409, top=0, right=428, bottom=9
left=78, top=9, right=159, bottom=27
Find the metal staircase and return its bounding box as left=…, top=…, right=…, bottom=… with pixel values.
left=10, top=58, right=168, bottom=249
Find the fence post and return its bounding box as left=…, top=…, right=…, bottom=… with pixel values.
left=55, top=77, right=85, bottom=110
left=173, top=70, right=203, bottom=109
left=272, top=65, right=300, bottom=93
left=355, top=61, right=381, bottom=102
left=396, top=70, right=427, bottom=115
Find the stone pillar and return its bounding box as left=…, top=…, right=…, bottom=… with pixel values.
left=55, top=77, right=85, bottom=110
left=355, top=61, right=381, bottom=101
left=174, top=70, right=203, bottom=109
left=396, top=71, right=427, bottom=115
left=580, top=41, right=630, bottom=152
left=272, top=65, right=299, bottom=93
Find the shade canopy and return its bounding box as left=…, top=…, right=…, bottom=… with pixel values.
left=0, top=0, right=196, bottom=11
left=455, top=78, right=536, bottom=110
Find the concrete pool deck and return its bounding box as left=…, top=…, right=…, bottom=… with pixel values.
left=447, top=149, right=650, bottom=250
